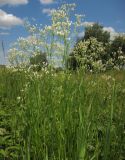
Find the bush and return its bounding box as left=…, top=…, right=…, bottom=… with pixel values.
left=79, top=23, right=110, bottom=44
left=30, top=51, right=48, bottom=71
left=68, top=38, right=107, bottom=72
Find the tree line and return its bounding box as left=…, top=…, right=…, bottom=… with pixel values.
left=67, top=23, right=125, bottom=72
left=32, top=23, right=125, bottom=72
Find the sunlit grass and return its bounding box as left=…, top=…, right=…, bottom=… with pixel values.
left=0, top=68, right=125, bottom=159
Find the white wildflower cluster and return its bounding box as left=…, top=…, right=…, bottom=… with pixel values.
left=106, top=47, right=125, bottom=70
left=114, top=48, right=125, bottom=68
left=37, top=4, right=84, bottom=67
left=74, top=14, right=85, bottom=27
left=101, top=75, right=115, bottom=89
left=72, top=37, right=125, bottom=72
left=73, top=37, right=106, bottom=72
left=8, top=48, right=29, bottom=66
left=92, top=60, right=104, bottom=72
left=26, top=36, right=40, bottom=46
left=51, top=8, right=72, bottom=37
left=8, top=3, right=85, bottom=68
left=25, top=21, right=38, bottom=35
left=8, top=34, right=42, bottom=67
left=101, top=75, right=115, bottom=82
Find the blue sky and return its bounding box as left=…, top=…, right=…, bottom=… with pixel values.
left=0, top=0, right=125, bottom=64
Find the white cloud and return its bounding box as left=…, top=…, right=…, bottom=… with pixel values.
left=0, top=0, right=28, bottom=6
left=78, top=32, right=85, bottom=38
left=0, top=9, right=23, bottom=29
left=83, top=21, right=94, bottom=27
left=40, top=0, right=54, bottom=5
left=0, top=32, right=10, bottom=35
left=103, top=27, right=118, bottom=40
left=103, top=27, right=115, bottom=33
left=42, top=8, right=54, bottom=16
left=78, top=25, right=123, bottom=40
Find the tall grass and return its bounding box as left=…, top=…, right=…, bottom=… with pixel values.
left=0, top=68, right=125, bottom=159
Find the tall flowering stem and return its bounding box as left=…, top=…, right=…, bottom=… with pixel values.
left=8, top=3, right=85, bottom=69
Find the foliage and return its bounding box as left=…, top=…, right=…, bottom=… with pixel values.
left=68, top=38, right=108, bottom=72
left=8, top=3, right=84, bottom=69
left=0, top=67, right=125, bottom=159
left=68, top=23, right=125, bottom=72
left=110, top=35, right=125, bottom=55
left=8, top=36, right=40, bottom=66
left=29, top=51, right=48, bottom=71
left=2, top=3, right=125, bottom=160
left=81, top=23, right=110, bottom=44
left=108, top=36, right=125, bottom=67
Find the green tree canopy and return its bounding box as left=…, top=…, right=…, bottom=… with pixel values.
left=68, top=37, right=107, bottom=72
left=110, top=36, right=125, bottom=55
left=81, top=23, right=110, bottom=44
left=30, top=51, right=48, bottom=71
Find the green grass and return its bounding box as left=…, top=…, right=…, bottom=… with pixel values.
left=0, top=68, right=125, bottom=160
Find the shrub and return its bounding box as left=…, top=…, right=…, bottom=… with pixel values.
left=68, top=38, right=107, bottom=72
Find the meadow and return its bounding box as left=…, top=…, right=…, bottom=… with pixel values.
left=0, top=67, right=125, bottom=160
left=0, top=3, right=125, bottom=160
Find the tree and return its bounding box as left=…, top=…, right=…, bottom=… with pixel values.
left=81, top=23, right=110, bottom=44
left=110, top=36, right=125, bottom=56
left=30, top=51, right=48, bottom=71
left=68, top=38, right=107, bottom=72
left=67, top=53, right=79, bottom=70
left=108, top=36, right=125, bottom=69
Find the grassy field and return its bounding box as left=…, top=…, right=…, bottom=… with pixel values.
left=0, top=67, right=125, bottom=160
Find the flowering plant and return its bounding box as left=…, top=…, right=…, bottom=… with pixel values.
left=8, top=3, right=84, bottom=69
left=70, top=38, right=106, bottom=72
